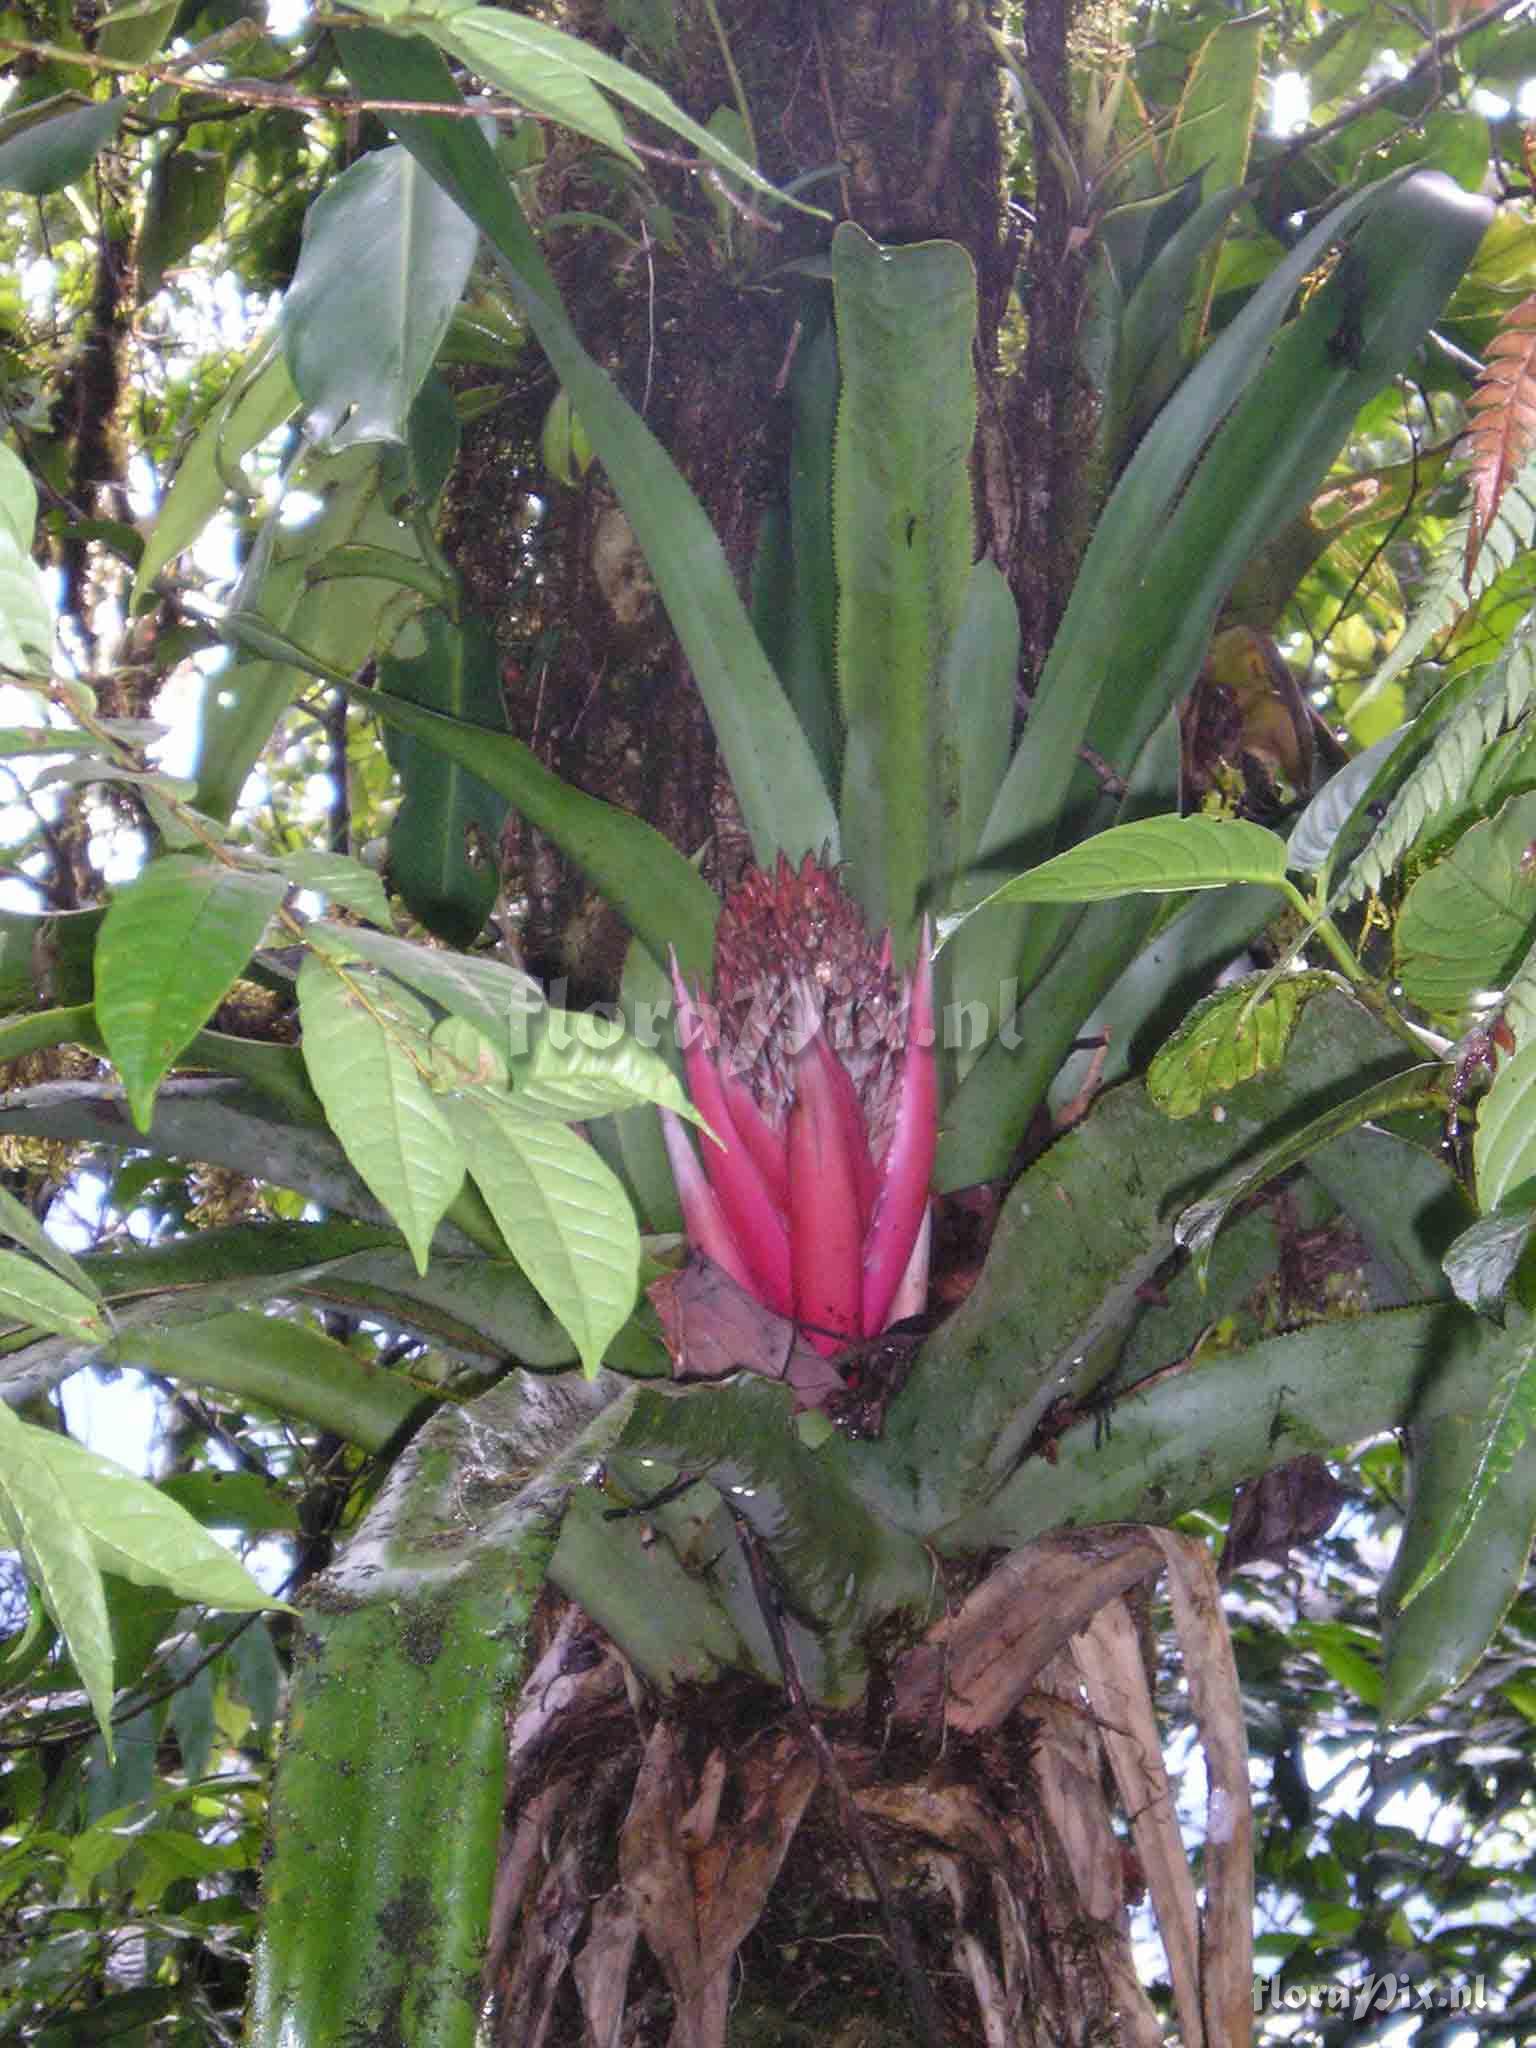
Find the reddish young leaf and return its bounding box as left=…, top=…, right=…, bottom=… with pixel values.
left=1463, top=290, right=1536, bottom=591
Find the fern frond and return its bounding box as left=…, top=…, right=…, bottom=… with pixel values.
left=1348, top=446, right=1536, bottom=717
left=1342, top=627, right=1536, bottom=902
left=1464, top=292, right=1536, bottom=593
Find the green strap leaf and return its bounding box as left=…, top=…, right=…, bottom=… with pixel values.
left=443, top=1083, right=639, bottom=1377
left=1381, top=1343, right=1536, bottom=1723
left=297, top=955, right=466, bottom=1273
left=94, top=858, right=287, bottom=1132
left=968, top=171, right=1490, bottom=995
left=131, top=345, right=298, bottom=609
left=335, top=27, right=838, bottom=869
left=1392, top=1312, right=1536, bottom=1611
left=281, top=143, right=481, bottom=450
left=832, top=225, right=977, bottom=949
left=378, top=611, right=512, bottom=946
left=0, top=443, right=54, bottom=670
left=121, top=1308, right=427, bottom=1453
left=933, top=558, right=1020, bottom=903
left=0, top=1401, right=116, bottom=1755
left=1474, top=1038, right=1536, bottom=1214
left=1162, top=14, right=1263, bottom=347
left=1177, top=1065, right=1447, bottom=1286
left=354, top=682, right=722, bottom=979
left=249, top=1376, right=635, bottom=2047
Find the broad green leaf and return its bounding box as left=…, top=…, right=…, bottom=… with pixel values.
left=1381, top=1339, right=1536, bottom=1722
left=1177, top=1064, right=1446, bottom=1285
left=950, top=816, right=1292, bottom=932
left=0, top=1250, right=107, bottom=1343
left=131, top=346, right=298, bottom=608
left=832, top=225, right=976, bottom=950
left=137, top=146, right=225, bottom=299
left=933, top=558, right=1020, bottom=900
left=1148, top=971, right=1336, bottom=1117
left=1475, top=1039, right=1536, bottom=1213
left=0, top=1402, right=115, bottom=1755
left=305, top=919, right=540, bottom=1046
left=1394, top=1312, right=1536, bottom=1611
left=0, top=95, right=125, bottom=195
left=159, top=1470, right=299, bottom=1534
left=446, top=1093, right=638, bottom=1375
left=249, top=1376, right=636, bottom=2045
left=26, top=1426, right=287, bottom=1612
left=379, top=611, right=510, bottom=945
left=0, top=1180, right=99, bottom=1303
left=0, top=444, right=53, bottom=670
left=95, top=858, right=286, bottom=1131
left=278, top=851, right=394, bottom=928
left=125, top=1308, right=425, bottom=1452
left=98, top=0, right=179, bottom=64
left=1162, top=15, right=1263, bottom=346
left=297, top=955, right=465, bottom=1272
left=1443, top=1207, right=1536, bottom=1314
left=335, top=27, right=838, bottom=871
left=1395, top=791, right=1536, bottom=1014
left=515, top=1009, right=700, bottom=1125
left=281, top=145, right=480, bottom=449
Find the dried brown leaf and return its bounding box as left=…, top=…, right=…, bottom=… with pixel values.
left=1152, top=1529, right=1254, bottom=2048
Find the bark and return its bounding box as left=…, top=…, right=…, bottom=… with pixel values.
left=441, top=0, right=1021, bottom=1000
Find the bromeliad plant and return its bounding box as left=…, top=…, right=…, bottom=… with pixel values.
left=11, top=4, right=1536, bottom=2038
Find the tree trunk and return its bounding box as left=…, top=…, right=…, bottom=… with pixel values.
left=438, top=7, right=1155, bottom=2038
left=442, top=0, right=1033, bottom=1003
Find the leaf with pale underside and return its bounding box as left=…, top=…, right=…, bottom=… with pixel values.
left=946, top=816, right=1292, bottom=939
left=444, top=1086, right=638, bottom=1377
left=0, top=1401, right=115, bottom=1755
left=297, top=955, right=465, bottom=1274
left=95, top=858, right=286, bottom=1131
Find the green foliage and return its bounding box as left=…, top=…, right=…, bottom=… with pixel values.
left=8, top=0, right=1536, bottom=2035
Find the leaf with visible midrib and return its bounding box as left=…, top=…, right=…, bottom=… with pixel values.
left=297, top=955, right=466, bottom=1274
left=95, top=858, right=287, bottom=1132
left=0, top=1402, right=116, bottom=1755
left=948, top=816, right=1292, bottom=936
left=1464, top=291, right=1536, bottom=592
left=444, top=1087, right=638, bottom=1377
